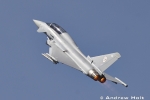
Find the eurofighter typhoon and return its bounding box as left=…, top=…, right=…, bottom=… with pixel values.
left=33, top=19, right=128, bottom=87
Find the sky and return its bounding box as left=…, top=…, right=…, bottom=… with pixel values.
left=0, top=1, right=150, bottom=100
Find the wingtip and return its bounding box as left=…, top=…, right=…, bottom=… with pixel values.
left=115, top=52, right=121, bottom=58
left=125, top=84, right=128, bottom=87
left=123, top=83, right=128, bottom=87
left=33, top=19, right=37, bottom=23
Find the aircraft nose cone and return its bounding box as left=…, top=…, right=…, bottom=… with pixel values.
left=33, top=19, right=43, bottom=27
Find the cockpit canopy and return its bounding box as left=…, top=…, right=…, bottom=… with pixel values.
left=46, top=23, right=66, bottom=34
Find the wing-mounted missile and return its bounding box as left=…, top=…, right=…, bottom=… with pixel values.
left=104, top=73, right=128, bottom=87
left=42, top=53, right=58, bottom=64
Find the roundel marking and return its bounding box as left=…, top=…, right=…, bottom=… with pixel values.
left=103, top=56, right=107, bottom=62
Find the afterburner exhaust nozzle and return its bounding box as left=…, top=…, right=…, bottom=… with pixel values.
left=99, top=77, right=106, bottom=83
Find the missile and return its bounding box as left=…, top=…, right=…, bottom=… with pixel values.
left=42, top=53, right=58, bottom=64
left=115, top=77, right=128, bottom=87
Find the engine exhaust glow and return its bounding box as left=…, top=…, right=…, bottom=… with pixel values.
left=88, top=69, right=106, bottom=83
left=99, top=77, right=106, bottom=83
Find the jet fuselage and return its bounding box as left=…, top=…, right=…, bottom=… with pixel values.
left=33, top=20, right=106, bottom=82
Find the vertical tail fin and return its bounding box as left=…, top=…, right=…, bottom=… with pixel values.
left=91, top=52, right=121, bottom=72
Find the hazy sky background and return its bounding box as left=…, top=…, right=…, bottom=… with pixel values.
left=0, top=1, right=150, bottom=100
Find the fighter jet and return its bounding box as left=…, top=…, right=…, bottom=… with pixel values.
left=33, top=19, right=128, bottom=87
